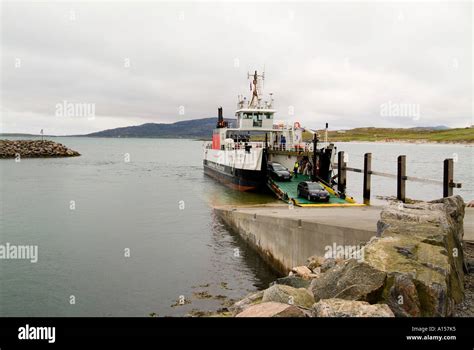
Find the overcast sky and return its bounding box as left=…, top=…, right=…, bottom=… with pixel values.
left=1, top=0, right=472, bottom=135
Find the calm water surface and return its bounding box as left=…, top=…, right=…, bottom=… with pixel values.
left=0, top=137, right=278, bottom=317
left=332, top=142, right=473, bottom=204
left=0, top=137, right=472, bottom=316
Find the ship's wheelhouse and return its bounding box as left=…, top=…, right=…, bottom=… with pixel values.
left=235, top=109, right=275, bottom=129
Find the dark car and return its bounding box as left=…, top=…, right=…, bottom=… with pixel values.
left=297, top=181, right=330, bottom=202
left=267, top=162, right=292, bottom=181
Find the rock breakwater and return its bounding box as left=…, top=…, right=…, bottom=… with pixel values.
left=0, top=140, right=80, bottom=158
left=226, top=196, right=468, bottom=317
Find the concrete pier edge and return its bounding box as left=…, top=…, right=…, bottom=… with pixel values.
left=214, top=204, right=474, bottom=275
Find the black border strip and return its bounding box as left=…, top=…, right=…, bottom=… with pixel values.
left=0, top=317, right=472, bottom=346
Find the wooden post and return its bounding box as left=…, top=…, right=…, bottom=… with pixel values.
left=338, top=151, right=346, bottom=195
left=312, top=134, right=318, bottom=182
left=363, top=153, right=372, bottom=205
left=397, top=155, right=406, bottom=203
left=443, top=158, right=454, bottom=197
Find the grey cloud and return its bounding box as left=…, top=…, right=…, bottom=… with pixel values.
left=1, top=1, right=472, bottom=135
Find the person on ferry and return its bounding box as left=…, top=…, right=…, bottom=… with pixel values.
left=293, top=160, right=299, bottom=178
left=303, top=161, right=312, bottom=176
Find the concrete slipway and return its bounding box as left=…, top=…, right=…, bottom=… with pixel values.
left=214, top=204, right=474, bottom=274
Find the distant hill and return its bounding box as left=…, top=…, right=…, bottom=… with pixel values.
left=2, top=121, right=470, bottom=143
left=82, top=121, right=457, bottom=139
left=83, top=118, right=235, bottom=138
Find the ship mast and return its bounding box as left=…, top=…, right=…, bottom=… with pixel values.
left=248, top=70, right=265, bottom=108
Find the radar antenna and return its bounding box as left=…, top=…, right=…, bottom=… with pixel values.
left=247, top=70, right=265, bottom=108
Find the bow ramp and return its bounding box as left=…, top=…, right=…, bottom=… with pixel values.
left=267, top=174, right=364, bottom=207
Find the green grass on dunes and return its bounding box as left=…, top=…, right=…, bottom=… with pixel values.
left=303, top=127, right=474, bottom=143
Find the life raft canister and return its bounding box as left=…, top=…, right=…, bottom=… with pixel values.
left=294, top=121, right=301, bottom=129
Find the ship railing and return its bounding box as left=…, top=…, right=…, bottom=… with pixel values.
left=204, top=141, right=316, bottom=152
left=267, top=142, right=314, bottom=152
left=203, top=141, right=267, bottom=151
left=231, top=142, right=266, bottom=150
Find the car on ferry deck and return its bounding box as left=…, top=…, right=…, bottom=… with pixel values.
left=297, top=181, right=330, bottom=202
left=267, top=162, right=292, bottom=181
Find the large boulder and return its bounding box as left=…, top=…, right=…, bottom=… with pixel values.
left=378, top=197, right=465, bottom=275
left=364, top=236, right=453, bottom=316
left=319, top=258, right=342, bottom=273
left=372, top=196, right=466, bottom=316
left=262, top=284, right=315, bottom=309
left=307, top=256, right=344, bottom=273
left=291, top=266, right=318, bottom=279
left=306, top=255, right=326, bottom=270
left=309, top=259, right=386, bottom=303
left=380, top=272, right=421, bottom=317
left=231, top=196, right=466, bottom=318
left=313, top=299, right=394, bottom=317
left=378, top=196, right=464, bottom=244
left=236, top=302, right=307, bottom=317
left=271, top=275, right=311, bottom=289
left=229, top=290, right=264, bottom=314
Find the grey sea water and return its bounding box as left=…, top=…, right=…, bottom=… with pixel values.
left=332, top=141, right=473, bottom=203
left=0, top=137, right=472, bottom=316
left=0, top=137, right=278, bottom=317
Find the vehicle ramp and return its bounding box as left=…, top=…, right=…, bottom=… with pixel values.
left=267, top=174, right=364, bottom=207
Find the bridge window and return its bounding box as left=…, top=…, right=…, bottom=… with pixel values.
left=253, top=114, right=262, bottom=127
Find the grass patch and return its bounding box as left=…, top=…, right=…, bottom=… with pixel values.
left=302, top=127, right=474, bottom=143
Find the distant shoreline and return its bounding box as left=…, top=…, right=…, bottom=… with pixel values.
left=2, top=118, right=472, bottom=143
left=322, top=139, right=474, bottom=146
left=1, top=134, right=472, bottom=146
left=305, top=127, right=474, bottom=144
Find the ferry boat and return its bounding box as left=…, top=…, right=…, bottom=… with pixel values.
left=203, top=70, right=326, bottom=192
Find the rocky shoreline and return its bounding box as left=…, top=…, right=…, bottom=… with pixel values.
left=221, top=196, right=471, bottom=317
left=0, top=140, right=80, bottom=158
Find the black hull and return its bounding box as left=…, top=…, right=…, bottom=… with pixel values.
left=203, top=159, right=266, bottom=192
